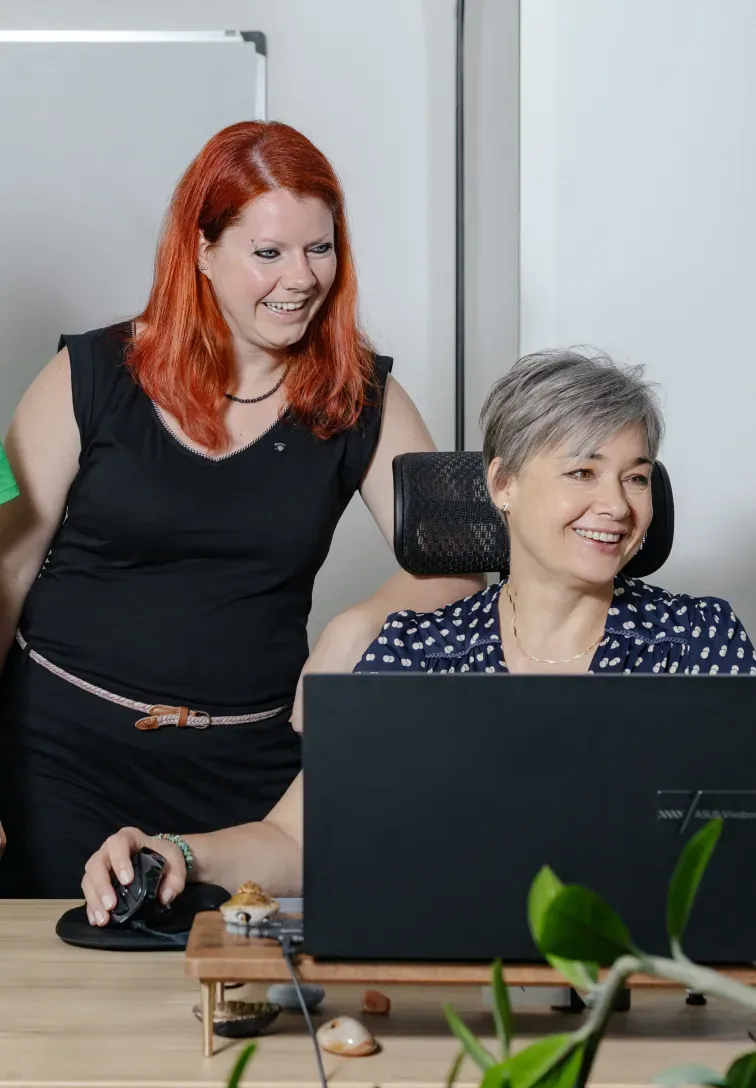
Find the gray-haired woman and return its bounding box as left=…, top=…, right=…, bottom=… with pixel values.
left=358, top=348, right=755, bottom=677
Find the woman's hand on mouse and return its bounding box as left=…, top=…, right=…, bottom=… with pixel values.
left=81, top=826, right=187, bottom=926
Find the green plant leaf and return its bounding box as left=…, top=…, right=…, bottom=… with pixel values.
left=535, top=1044, right=586, bottom=1088
left=481, top=1064, right=511, bottom=1088
left=547, top=954, right=599, bottom=993
left=726, top=1052, right=756, bottom=1088
left=528, top=866, right=564, bottom=947
left=667, top=819, right=723, bottom=946
left=446, top=1048, right=466, bottom=1088
left=652, top=1063, right=726, bottom=1086
left=536, top=885, right=635, bottom=965
left=504, top=1033, right=575, bottom=1088
left=492, top=959, right=515, bottom=1058
left=444, top=1004, right=496, bottom=1071
left=226, top=1042, right=257, bottom=1088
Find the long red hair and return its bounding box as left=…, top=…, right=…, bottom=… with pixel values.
left=128, top=121, right=375, bottom=450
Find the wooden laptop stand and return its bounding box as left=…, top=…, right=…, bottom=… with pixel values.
left=184, top=911, right=756, bottom=1056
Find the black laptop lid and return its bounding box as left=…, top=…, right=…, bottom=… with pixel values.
left=303, top=674, right=756, bottom=964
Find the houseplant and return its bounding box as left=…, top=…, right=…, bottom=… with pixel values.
left=445, top=819, right=756, bottom=1087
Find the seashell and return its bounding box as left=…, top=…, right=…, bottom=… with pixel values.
left=266, top=982, right=325, bottom=1011
left=361, top=989, right=391, bottom=1015
left=192, top=1000, right=281, bottom=1038
left=316, top=1015, right=377, bottom=1057
left=220, top=881, right=279, bottom=926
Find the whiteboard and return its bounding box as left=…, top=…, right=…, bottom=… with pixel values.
left=0, top=31, right=266, bottom=433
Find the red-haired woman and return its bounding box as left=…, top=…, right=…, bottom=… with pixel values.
left=0, top=122, right=480, bottom=899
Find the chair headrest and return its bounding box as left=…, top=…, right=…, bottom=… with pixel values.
left=393, top=451, right=674, bottom=578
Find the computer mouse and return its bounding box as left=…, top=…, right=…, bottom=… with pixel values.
left=56, top=846, right=230, bottom=951
left=109, top=845, right=170, bottom=926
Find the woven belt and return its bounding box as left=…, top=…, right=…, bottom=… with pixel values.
left=15, top=631, right=289, bottom=731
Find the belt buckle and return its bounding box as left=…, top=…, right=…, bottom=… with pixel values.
left=186, top=710, right=211, bottom=730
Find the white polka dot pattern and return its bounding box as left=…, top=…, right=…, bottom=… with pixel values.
left=354, top=575, right=756, bottom=678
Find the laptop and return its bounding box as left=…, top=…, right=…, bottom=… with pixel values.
left=302, top=673, right=756, bottom=964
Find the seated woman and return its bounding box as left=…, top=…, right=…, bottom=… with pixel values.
left=358, top=348, right=755, bottom=677
left=80, top=349, right=755, bottom=917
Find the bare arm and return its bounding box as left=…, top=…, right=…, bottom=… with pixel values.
left=360, top=376, right=484, bottom=605
left=0, top=348, right=80, bottom=666
left=82, top=774, right=303, bottom=919
left=186, top=773, right=302, bottom=894
left=0, top=349, right=80, bottom=855
left=291, top=376, right=484, bottom=725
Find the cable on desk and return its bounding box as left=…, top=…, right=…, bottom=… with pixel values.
left=281, top=936, right=328, bottom=1088
left=128, top=920, right=187, bottom=945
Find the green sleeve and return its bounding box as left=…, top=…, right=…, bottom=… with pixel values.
left=0, top=442, right=19, bottom=506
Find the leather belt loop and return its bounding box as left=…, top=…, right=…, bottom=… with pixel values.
left=177, top=706, right=189, bottom=728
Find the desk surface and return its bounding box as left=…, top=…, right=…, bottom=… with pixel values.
left=1, top=900, right=754, bottom=1087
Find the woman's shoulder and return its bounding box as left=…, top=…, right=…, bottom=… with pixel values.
left=350, top=352, right=393, bottom=429
left=59, top=321, right=136, bottom=445
left=614, top=575, right=746, bottom=644
left=58, top=320, right=132, bottom=358
left=357, top=582, right=501, bottom=671
left=372, top=353, right=393, bottom=381
left=398, top=580, right=498, bottom=633
left=336, top=352, right=394, bottom=493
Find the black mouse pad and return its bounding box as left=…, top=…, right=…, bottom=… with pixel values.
left=56, top=883, right=230, bottom=952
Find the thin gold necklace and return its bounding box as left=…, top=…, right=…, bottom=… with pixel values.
left=505, top=584, right=605, bottom=665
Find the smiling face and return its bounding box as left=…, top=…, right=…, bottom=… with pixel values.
left=198, top=189, right=337, bottom=354
left=488, top=423, right=654, bottom=587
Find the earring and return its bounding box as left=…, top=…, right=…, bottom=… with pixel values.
left=638, top=532, right=647, bottom=552
left=198, top=263, right=208, bottom=273
left=501, top=503, right=510, bottom=513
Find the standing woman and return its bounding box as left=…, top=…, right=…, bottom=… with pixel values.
left=0, top=121, right=480, bottom=897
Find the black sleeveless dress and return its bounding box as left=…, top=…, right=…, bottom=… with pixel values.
left=0, top=324, right=391, bottom=896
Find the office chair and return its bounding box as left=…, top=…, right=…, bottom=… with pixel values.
left=393, top=451, right=674, bottom=578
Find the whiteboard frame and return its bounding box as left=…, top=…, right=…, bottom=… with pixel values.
left=0, top=29, right=267, bottom=120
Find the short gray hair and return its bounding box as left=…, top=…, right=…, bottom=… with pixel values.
left=480, top=348, right=664, bottom=478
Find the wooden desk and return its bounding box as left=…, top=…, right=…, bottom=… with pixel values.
left=1, top=900, right=754, bottom=1087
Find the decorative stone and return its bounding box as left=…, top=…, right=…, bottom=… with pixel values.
left=266, top=982, right=325, bottom=1012
left=220, top=882, right=279, bottom=928
left=192, top=1000, right=281, bottom=1039
left=361, top=989, right=391, bottom=1015
left=316, top=1016, right=377, bottom=1057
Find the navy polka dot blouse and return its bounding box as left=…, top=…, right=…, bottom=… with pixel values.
left=355, top=575, right=756, bottom=676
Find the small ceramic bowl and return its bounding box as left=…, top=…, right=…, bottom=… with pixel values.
left=192, top=999, right=281, bottom=1038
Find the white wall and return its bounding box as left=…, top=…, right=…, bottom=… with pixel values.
left=521, top=0, right=756, bottom=632
left=0, top=0, right=458, bottom=638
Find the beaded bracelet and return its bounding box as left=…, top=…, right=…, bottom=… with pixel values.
left=153, top=833, right=194, bottom=873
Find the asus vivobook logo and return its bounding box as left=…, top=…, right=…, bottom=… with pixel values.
left=657, top=790, right=756, bottom=835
